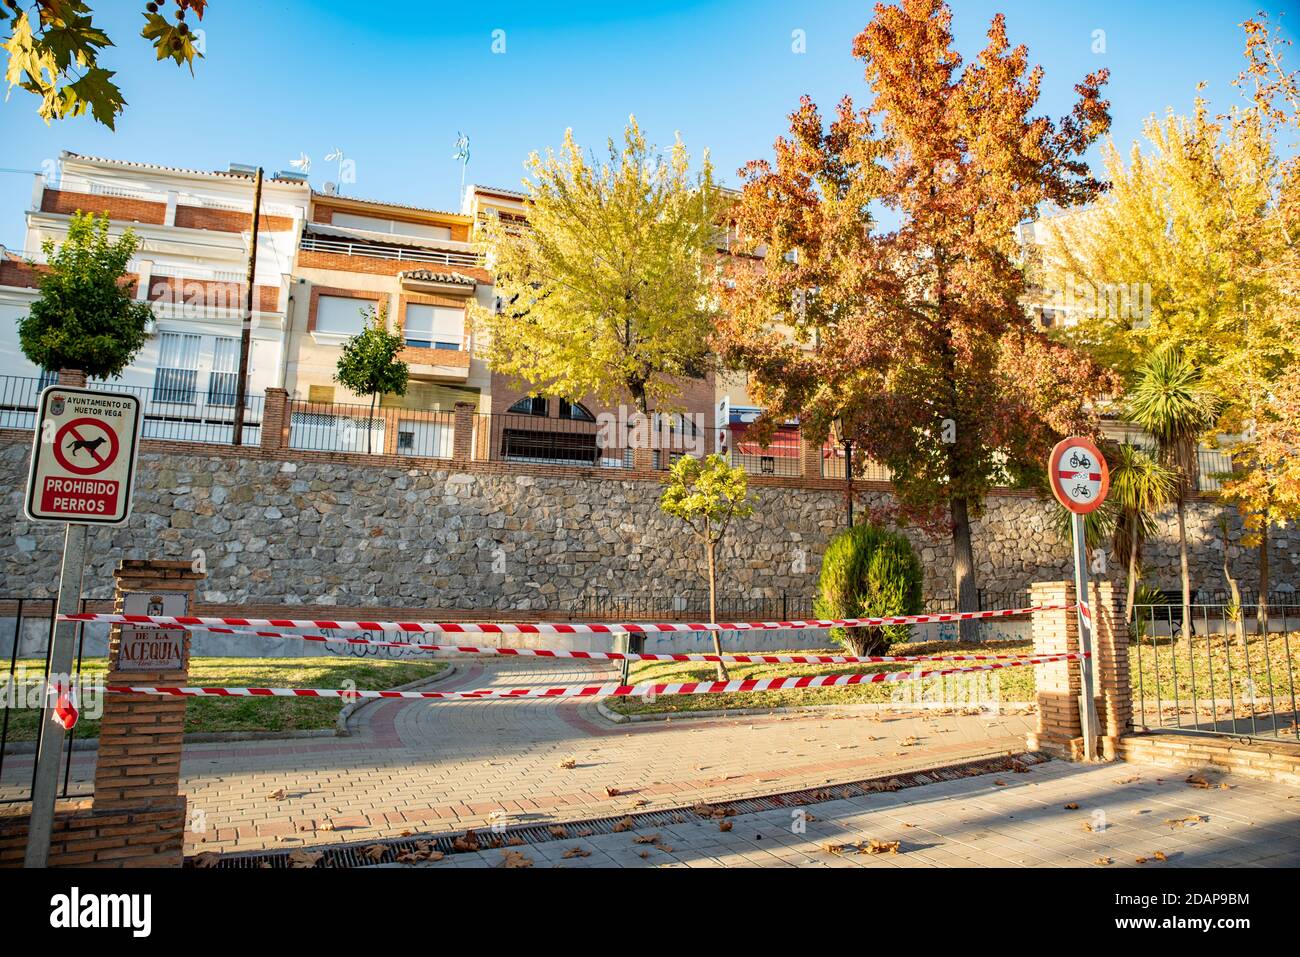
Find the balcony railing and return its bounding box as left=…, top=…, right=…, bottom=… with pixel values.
left=299, top=235, right=483, bottom=269
left=0, top=374, right=262, bottom=445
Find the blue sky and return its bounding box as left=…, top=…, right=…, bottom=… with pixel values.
left=0, top=0, right=1291, bottom=248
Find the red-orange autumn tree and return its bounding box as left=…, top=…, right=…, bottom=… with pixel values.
left=716, top=0, right=1121, bottom=629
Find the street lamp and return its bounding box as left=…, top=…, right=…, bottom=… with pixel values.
left=831, top=416, right=854, bottom=529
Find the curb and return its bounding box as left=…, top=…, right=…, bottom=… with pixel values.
left=335, top=663, right=458, bottom=736
left=595, top=698, right=1036, bottom=725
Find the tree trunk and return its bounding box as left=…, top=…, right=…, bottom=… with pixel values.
left=707, top=539, right=728, bottom=680
left=951, top=495, right=978, bottom=642
left=1176, top=497, right=1192, bottom=642
left=1125, top=520, right=1140, bottom=624
left=1220, top=524, right=1245, bottom=649
left=843, top=438, right=854, bottom=529
left=1258, top=530, right=1270, bottom=638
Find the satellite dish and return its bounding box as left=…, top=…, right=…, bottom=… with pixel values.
left=323, top=182, right=338, bottom=196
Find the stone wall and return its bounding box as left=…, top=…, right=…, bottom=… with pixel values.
left=1, top=433, right=1294, bottom=614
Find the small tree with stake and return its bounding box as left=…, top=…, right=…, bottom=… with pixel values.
left=334, top=305, right=408, bottom=454
left=18, top=211, right=153, bottom=380
left=660, top=454, right=754, bottom=679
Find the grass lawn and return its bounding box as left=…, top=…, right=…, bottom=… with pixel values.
left=1, top=656, right=448, bottom=742
left=607, top=638, right=1040, bottom=716
left=1131, top=630, right=1299, bottom=707
left=607, top=631, right=1300, bottom=718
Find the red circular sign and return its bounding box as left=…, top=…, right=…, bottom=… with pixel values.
left=52, top=417, right=120, bottom=476
left=1049, top=436, right=1109, bottom=515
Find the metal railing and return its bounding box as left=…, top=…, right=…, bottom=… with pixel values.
left=470, top=412, right=633, bottom=470
left=0, top=598, right=93, bottom=805
left=572, top=589, right=1026, bottom=623
left=299, top=235, right=483, bottom=269
left=1131, top=600, right=1299, bottom=742
left=0, top=374, right=262, bottom=445
left=725, top=425, right=801, bottom=477
left=287, top=398, right=458, bottom=459
left=820, top=444, right=893, bottom=482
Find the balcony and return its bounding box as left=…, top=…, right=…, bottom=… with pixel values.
left=398, top=334, right=472, bottom=382
left=298, top=235, right=483, bottom=269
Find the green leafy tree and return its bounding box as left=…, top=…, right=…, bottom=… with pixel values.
left=18, top=210, right=153, bottom=379
left=659, top=454, right=754, bottom=678
left=333, top=305, right=408, bottom=454
left=2, top=0, right=206, bottom=129
left=472, top=116, right=725, bottom=416
left=813, top=522, right=923, bottom=657
left=1125, top=345, right=1220, bottom=641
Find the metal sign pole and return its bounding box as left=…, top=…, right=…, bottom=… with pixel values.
left=1070, top=511, right=1100, bottom=762
left=25, top=521, right=87, bottom=867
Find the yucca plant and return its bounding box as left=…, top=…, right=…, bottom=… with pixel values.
left=1125, top=345, right=1220, bottom=641
left=1109, top=443, right=1176, bottom=623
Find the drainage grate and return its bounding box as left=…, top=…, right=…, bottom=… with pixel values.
left=189, top=750, right=1049, bottom=869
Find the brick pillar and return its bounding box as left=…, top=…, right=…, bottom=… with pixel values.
left=1027, top=579, right=1128, bottom=761
left=57, top=369, right=86, bottom=387
left=91, top=560, right=202, bottom=865
left=800, top=431, right=823, bottom=478
left=261, top=387, right=288, bottom=451
left=632, top=447, right=655, bottom=471
left=452, top=401, right=475, bottom=463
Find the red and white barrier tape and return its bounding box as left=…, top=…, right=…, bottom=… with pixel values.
left=104, top=652, right=1083, bottom=702
left=142, top=621, right=1059, bottom=666
left=60, top=603, right=1069, bottom=636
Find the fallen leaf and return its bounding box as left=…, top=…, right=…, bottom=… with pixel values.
left=562, top=847, right=591, bottom=859
left=605, top=786, right=621, bottom=797
left=719, top=820, right=733, bottom=832
left=363, top=844, right=387, bottom=862
left=1095, top=857, right=1113, bottom=866
left=633, top=834, right=660, bottom=844
left=1185, top=774, right=1212, bottom=789
left=612, top=817, right=635, bottom=833
left=548, top=826, right=568, bottom=838
left=1064, top=803, right=1080, bottom=810
left=193, top=852, right=221, bottom=869
left=867, top=839, right=900, bottom=855
left=267, top=788, right=287, bottom=801
left=452, top=830, right=481, bottom=853
left=499, top=850, right=533, bottom=869
left=557, top=758, right=577, bottom=769
left=288, top=850, right=323, bottom=869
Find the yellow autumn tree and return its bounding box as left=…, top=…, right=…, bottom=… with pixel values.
left=471, top=117, right=726, bottom=415
left=1040, top=101, right=1297, bottom=433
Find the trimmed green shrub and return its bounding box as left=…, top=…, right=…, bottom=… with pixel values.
left=813, top=522, right=924, bottom=656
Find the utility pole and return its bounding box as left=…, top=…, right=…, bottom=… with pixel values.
left=24, top=523, right=86, bottom=867
left=231, top=166, right=263, bottom=446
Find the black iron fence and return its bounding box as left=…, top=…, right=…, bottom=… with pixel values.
left=0, top=374, right=262, bottom=445
left=572, top=589, right=1025, bottom=622
left=288, top=398, right=456, bottom=458
left=1131, top=600, right=1299, bottom=741
left=0, top=598, right=94, bottom=805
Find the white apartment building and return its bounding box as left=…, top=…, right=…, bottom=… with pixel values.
left=0, top=152, right=311, bottom=442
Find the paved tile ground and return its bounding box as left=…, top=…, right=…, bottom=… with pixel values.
left=390, top=759, right=1300, bottom=869
left=1, top=659, right=1037, bottom=854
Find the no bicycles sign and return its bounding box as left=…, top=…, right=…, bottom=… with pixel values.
left=25, top=385, right=142, bottom=525
left=1048, top=435, right=1110, bottom=515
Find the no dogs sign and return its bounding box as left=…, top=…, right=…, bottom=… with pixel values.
left=25, top=386, right=142, bottom=525
left=1048, top=436, right=1109, bottom=515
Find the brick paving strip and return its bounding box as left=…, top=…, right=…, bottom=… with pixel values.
left=6, top=659, right=1043, bottom=854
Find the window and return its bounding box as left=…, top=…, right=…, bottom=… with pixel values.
left=208, top=336, right=241, bottom=406
left=331, top=212, right=452, bottom=242
left=559, top=400, right=595, bottom=421
left=314, top=295, right=371, bottom=336
left=508, top=396, right=548, bottom=416
left=154, top=332, right=200, bottom=403
left=403, top=303, right=464, bottom=350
